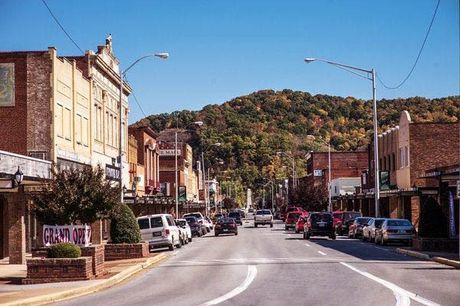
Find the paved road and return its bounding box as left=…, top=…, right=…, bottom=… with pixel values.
left=58, top=221, right=460, bottom=306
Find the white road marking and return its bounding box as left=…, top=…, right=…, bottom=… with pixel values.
left=340, top=262, right=440, bottom=306
left=318, top=251, right=327, bottom=256
left=305, top=243, right=311, bottom=247
left=375, top=246, right=390, bottom=252
left=200, top=265, right=257, bottom=306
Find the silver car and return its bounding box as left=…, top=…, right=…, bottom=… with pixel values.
left=375, top=219, right=415, bottom=246
left=362, top=218, right=387, bottom=242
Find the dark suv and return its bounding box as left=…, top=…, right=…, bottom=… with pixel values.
left=228, top=211, right=242, bottom=225
left=304, top=212, right=336, bottom=240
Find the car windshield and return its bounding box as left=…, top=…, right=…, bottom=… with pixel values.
left=184, top=213, right=202, bottom=220
left=176, top=220, right=186, bottom=227
left=333, top=213, right=342, bottom=219
left=288, top=213, right=300, bottom=219
left=310, top=214, right=332, bottom=222
left=137, top=218, right=150, bottom=230
left=185, top=217, right=197, bottom=224
left=219, top=218, right=235, bottom=224
left=229, top=212, right=240, bottom=218
left=150, top=217, right=163, bottom=228
left=256, top=210, right=271, bottom=215
left=374, top=219, right=385, bottom=228
left=387, top=220, right=412, bottom=227
left=356, top=217, right=371, bottom=224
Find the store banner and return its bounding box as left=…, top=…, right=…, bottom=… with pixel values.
left=43, top=224, right=91, bottom=247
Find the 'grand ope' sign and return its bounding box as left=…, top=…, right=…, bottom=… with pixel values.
left=43, top=225, right=92, bottom=247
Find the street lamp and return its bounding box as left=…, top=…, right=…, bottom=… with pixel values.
left=119, top=52, right=169, bottom=204
left=277, top=151, right=296, bottom=189
left=13, top=166, right=24, bottom=187
left=304, top=57, right=379, bottom=217
left=307, top=135, right=332, bottom=212
left=201, top=142, right=221, bottom=215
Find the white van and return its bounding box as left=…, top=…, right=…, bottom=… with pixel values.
left=137, top=214, right=181, bottom=251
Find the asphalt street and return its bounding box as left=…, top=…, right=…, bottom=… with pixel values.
left=57, top=221, right=460, bottom=306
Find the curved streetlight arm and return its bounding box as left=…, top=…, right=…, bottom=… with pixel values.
left=123, top=53, right=169, bottom=76
left=304, top=57, right=372, bottom=74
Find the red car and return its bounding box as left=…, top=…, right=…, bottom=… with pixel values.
left=295, top=212, right=309, bottom=233
left=282, top=206, right=305, bottom=222
left=285, top=211, right=306, bottom=231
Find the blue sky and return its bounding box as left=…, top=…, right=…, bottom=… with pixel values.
left=1, top=0, right=458, bottom=123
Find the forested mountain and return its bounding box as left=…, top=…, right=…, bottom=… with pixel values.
left=132, top=90, right=459, bottom=203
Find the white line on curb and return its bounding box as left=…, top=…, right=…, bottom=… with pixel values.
left=200, top=265, right=257, bottom=306
left=340, top=262, right=440, bottom=306
left=318, top=251, right=327, bottom=256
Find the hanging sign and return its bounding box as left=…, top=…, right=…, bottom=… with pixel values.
left=43, top=224, right=92, bottom=247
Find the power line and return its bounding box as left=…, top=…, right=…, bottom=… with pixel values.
left=41, top=0, right=84, bottom=54
left=124, top=76, right=148, bottom=118
left=378, top=0, right=441, bottom=90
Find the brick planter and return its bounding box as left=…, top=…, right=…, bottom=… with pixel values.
left=23, top=257, right=93, bottom=284
left=104, top=242, right=149, bottom=261
left=413, top=237, right=459, bottom=252
left=81, top=245, right=105, bottom=277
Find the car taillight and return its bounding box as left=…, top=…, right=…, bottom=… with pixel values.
left=216, top=224, right=221, bottom=228
left=164, top=229, right=170, bottom=236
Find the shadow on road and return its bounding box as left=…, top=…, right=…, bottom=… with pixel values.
left=310, top=238, right=417, bottom=261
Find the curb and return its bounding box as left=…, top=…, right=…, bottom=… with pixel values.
left=432, top=257, right=460, bottom=269
left=395, top=248, right=430, bottom=260
left=396, top=248, right=460, bottom=269
left=5, top=253, right=169, bottom=306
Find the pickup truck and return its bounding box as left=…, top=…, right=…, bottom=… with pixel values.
left=254, top=209, right=273, bottom=228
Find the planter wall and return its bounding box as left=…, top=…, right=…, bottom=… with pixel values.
left=413, top=237, right=459, bottom=252
left=23, top=257, right=93, bottom=284
left=104, top=242, right=149, bottom=261
left=81, top=244, right=105, bottom=277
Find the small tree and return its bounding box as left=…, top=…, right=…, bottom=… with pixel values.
left=110, top=204, right=141, bottom=244
left=293, top=184, right=328, bottom=211
left=418, top=197, right=448, bottom=238
left=32, top=165, right=119, bottom=225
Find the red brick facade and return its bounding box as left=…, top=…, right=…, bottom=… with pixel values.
left=104, top=242, right=149, bottom=261
left=24, top=257, right=93, bottom=284
left=0, top=51, right=52, bottom=158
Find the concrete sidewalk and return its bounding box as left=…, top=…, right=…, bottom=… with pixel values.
left=396, top=248, right=460, bottom=269
left=0, top=252, right=169, bottom=306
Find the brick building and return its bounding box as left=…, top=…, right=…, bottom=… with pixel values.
left=299, top=151, right=368, bottom=205
left=347, top=111, right=459, bottom=228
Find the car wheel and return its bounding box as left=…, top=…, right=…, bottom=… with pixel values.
left=331, top=233, right=336, bottom=240
left=189, top=237, right=192, bottom=242
left=235, top=232, right=238, bottom=236
left=176, top=237, right=182, bottom=248
left=306, top=232, right=311, bottom=240
left=303, top=232, right=306, bottom=240
left=285, top=226, right=288, bottom=231
left=254, top=223, right=258, bottom=228
left=215, top=233, right=218, bottom=237
left=169, top=238, right=175, bottom=251
left=270, top=223, right=273, bottom=228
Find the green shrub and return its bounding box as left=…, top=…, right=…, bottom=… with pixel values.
left=48, top=243, right=81, bottom=258
left=110, top=204, right=141, bottom=244
left=418, top=197, right=448, bottom=238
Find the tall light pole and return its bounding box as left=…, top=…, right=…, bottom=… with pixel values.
left=307, top=135, right=332, bottom=212
left=277, top=151, right=296, bottom=189
left=174, top=121, right=204, bottom=218
left=304, top=57, right=379, bottom=217
left=119, top=52, right=169, bottom=204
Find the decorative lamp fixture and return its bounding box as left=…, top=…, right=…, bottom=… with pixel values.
left=14, top=166, right=24, bottom=186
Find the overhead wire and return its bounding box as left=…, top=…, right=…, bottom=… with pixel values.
left=377, top=0, right=441, bottom=90
left=41, top=0, right=84, bottom=54
left=124, top=76, right=149, bottom=118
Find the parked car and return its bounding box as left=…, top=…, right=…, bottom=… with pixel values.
left=375, top=219, right=415, bottom=245
left=228, top=211, right=243, bottom=225
left=285, top=211, right=304, bottom=231
left=282, top=206, right=305, bottom=222
left=295, top=214, right=309, bottom=233
left=183, top=212, right=208, bottom=235
left=348, top=217, right=372, bottom=238
left=175, top=219, right=192, bottom=243
left=304, top=212, right=336, bottom=240
left=254, top=209, right=273, bottom=227
left=362, top=218, right=387, bottom=242
left=205, top=216, right=214, bottom=230
left=137, top=214, right=182, bottom=251
left=214, top=217, right=238, bottom=236
left=184, top=216, right=203, bottom=237
left=334, top=211, right=362, bottom=235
